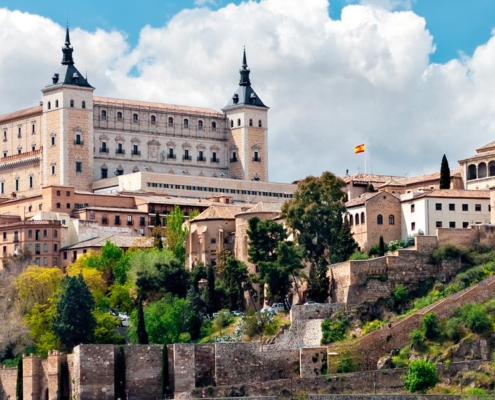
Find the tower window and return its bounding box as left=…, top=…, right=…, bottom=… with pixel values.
left=101, top=110, right=107, bottom=120
left=32, top=124, right=35, bottom=134
left=184, top=119, right=189, bottom=128
left=211, top=121, right=217, bottom=130
left=51, top=136, right=55, bottom=146
left=132, top=144, right=140, bottom=156
left=29, top=176, right=33, bottom=188
left=258, top=120, right=262, bottom=128
left=389, top=215, right=395, bottom=225
left=0, top=182, right=3, bottom=194
left=74, top=134, right=82, bottom=145
left=377, top=214, right=383, bottom=225
left=249, top=119, right=253, bottom=127
left=237, top=119, right=241, bottom=127
left=76, top=161, right=82, bottom=173
left=47, top=102, right=51, bottom=110
left=151, top=115, right=156, bottom=123
left=51, top=165, right=56, bottom=175
left=55, top=100, right=59, bottom=108
left=198, top=120, right=203, bottom=130
left=253, top=151, right=260, bottom=162
left=211, top=152, right=218, bottom=163
left=231, top=151, right=237, bottom=162
left=101, top=167, right=108, bottom=179
left=168, top=117, right=174, bottom=126
left=15, top=178, right=19, bottom=191
left=17, top=127, right=21, bottom=138
left=70, top=99, right=74, bottom=108
left=117, top=143, right=124, bottom=154
left=82, top=101, right=86, bottom=109
left=230, top=120, right=234, bottom=128
left=133, top=113, right=138, bottom=122
left=117, top=111, right=123, bottom=120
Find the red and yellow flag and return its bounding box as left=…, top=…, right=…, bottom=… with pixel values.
left=354, top=144, right=365, bottom=154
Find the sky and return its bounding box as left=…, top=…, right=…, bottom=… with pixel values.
left=1, top=0, right=495, bottom=183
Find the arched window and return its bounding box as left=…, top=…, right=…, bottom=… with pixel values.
left=70, top=99, right=74, bottom=108
left=55, top=100, right=59, bottom=108
left=47, top=101, right=51, bottom=110
left=117, top=111, right=123, bottom=119
left=82, top=101, right=86, bottom=109
left=349, top=214, right=353, bottom=225
left=198, top=120, right=203, bottom=130
left=377, top=214, right=383, bottom=225
left=355, top=213, right=359, bottom=225
left=151, top=115, right=156, bottom=123
left=490, top=164, right=495, bottom=177
left=237, top=118, right=241, bottom=127
left=101, top=110, right=107, bottom=119
left=478, top=162, right=487, bottom=179
left=133, top=113, right=138, bottom=122
left=249, top=119, right=253, bottom=127
left=258, top=120, right=262, bottom=128
left=389, top=215, right=395, bottom=225
left=468, top=164, right=477, bottom=180
left=361, top=212, right=365, bottom=224
left=211, top=121, right=217, bottom=130
left=168, top=117, right=174, bottom=125
left=230, top=120, right=234, bottom=128
left=184, top=119, right=189, bottom=128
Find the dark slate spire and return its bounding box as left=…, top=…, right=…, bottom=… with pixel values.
left=239, top=47, right=251, bottom=87
left=61, top=26, right=74, bottom=65
left=223, top=48, right=267, bottom=109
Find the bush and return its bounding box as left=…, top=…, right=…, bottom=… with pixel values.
left=422, top=313, right=440, bottom=340
left=410, top=329, right=424, bottom=349
left=432, top=243, right=470, bottom=264
left=336, top=350, right=356, bottom=373
left=361, top=320, right=382, bottom=335
left=212, top=310, right=234, bottom=331
left=461, top=304, right=491, bottom=334
left=393, top=284, right=408, bottom=308
left=402, top=359, right=439, bottom=393
left=321, top=314, right=350, bottom=344
left=444, top=317, right=464, bottom=343
left=349, top=251, right=369, bottom=261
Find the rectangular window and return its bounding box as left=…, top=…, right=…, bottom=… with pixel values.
left=462, top=204, right=468, bottom=211
left=449, top=221, right=456, bottom=228
left=475, top=204, right=481, bottom=212
left=63, top=251, right=67, bottom=260
left=43, top=229, right=48, bottom=237
left=15, top=179, right=19, bottom=191
left=35, top=244, right=40, bottom=255
left=436, top=221, right=442, bottom=228
left=67, top=203, right=71, bottom=209
left=449, top=204, right=455, bottom=211
left=51, top=136, right=55, bottom=146
left=411, top=222, right=416, bottom=231
left=115, top=215, right=121, bottom=225
left=56, top=202, right=61, bottom=209
left=54, top=244, right=58, bottom=252
left=2, top=232, right=6, bottom=240
left=2, top=246, right=5, bottom=254
left=35, top=258, right=40, bottom=265
left=410, top=204, right=415, bottom=213
left=54, top=230, right=58, bottom=238
left=463, top=222, right=469, bottom=228
left=435, top=203, right=442, bottom=211
left=28, top=230, right=32, bottom=238
left=101, top=168, right=108, bottom=179
left=32, top=124, right=35, bottom=134
left=0, top=182, right=3, bottom=194
left=66, top=191, right=70, bottom=197
left=76, top=161, right=82, bottom=173
left=35, top=230, right=40, bottom=241
left=51, top=165, right=56, bottom=175
left=43, top=243, right=48, bottom=252
left=140, top=216, right=146, bottom=226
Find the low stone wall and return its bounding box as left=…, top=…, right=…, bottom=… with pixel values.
left=291, top=303, right=346, bottom=322
left=308, top=396, right=460, bottom=400
left=300, top=348, right=327, bottom=378
left=124, top=345, right=162, bottom=400
left=437, top=224, right=495, bottom=248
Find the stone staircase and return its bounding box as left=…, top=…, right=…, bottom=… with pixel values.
left=267, top=319, right=324, bottom=349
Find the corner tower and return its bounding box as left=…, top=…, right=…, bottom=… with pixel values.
left=41, top=27, right=95, bottom=191
left=223, top=49, right=269, bottom=182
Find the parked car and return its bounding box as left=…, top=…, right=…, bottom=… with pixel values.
left=269, top=303, right=285, bottom=312
left=231, top=310, right=244, bottom=316
left=120, top=315, right=130, bottom=327
left=303, top=301, right=318, bottom=306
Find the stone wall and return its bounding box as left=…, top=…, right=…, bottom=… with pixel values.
left=123, top=345, right=162, bottom=400
left=290, top=304, right=346, bottom=322
left=437, top=224, right=495, bottom=248
left=300, top=348, right=327, bottom=378
left=0, top=367, right=17, bottom=400
left=194, top=345, right=215, bottom=388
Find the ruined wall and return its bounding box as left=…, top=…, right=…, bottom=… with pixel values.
left=214, top=343, right=300, bottom=387
left=290, top=304, right=346, bottom=322
left=172, top=344, right=196, bottom=393
left=0, top=367, right=17, bottom=400
left=194, top=345, right=215, bottom=388
left=23, top=355, right=44, bottom=400
left=300, top=348, right=327, bottom=379
left=437, top=224, right=495, bottom=248
left=124, top=345, right=162, bottom=400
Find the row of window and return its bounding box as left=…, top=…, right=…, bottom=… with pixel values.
left=145, top=182, right=292, bottom=198
left=3, top=229, right=58, bottom=241
left=3, top=145, right=38, bottom=158
left=3, top=124, right=36, bottom=141
left=230, top=118, right=263, bottom=128
left=429, top=203, right=487, bottom=212
left=47, top=100, right=87, bottom=110
left=0, top=176, right=35, bottom=193
left=467, top=163, right=495, bottom=181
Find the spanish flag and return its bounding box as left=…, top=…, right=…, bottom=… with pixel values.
left=354, top=144, right=365, bottom=154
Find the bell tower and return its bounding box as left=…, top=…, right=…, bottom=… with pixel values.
left=41, top=27, right=95, bottom=191
left=223, top=49, right=269, bottom=182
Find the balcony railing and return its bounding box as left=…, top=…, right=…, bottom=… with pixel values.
left=167, top=154, right=176, bottom=160
left=132, top=150, right=141, bottom=156
left=230, top=157, right=238, bottom=163
left=100, top=148, right=109, bottom=154
left=74, top=140, right=84, bottom=145
left=101, top=218, right=108, bottom=225
left=197, top=156, right=206, bottom=162
left=127, top=220, right=134, bottom=226
left=114, top=220, right=121, bottom=225
left=115, top=149, right=125, bottom=155
left=210, top=158, right=219, bottom=163
left=183, top=155, right=192, bottom=161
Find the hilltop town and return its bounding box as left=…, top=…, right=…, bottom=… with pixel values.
left=1, top=28, right=495, bottom=400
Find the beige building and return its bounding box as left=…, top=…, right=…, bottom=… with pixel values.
left=459, top=140, right=495, bottom=190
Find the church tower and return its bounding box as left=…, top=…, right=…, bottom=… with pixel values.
left=41, top=28, right=95, bottom=191
left=223, top=50, right=269, bottom=182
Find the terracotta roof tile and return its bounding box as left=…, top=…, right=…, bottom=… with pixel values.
left=476, top=140, right=495, bottom=153
left=406, top=189, right=490, bottom=200
left=62, top=235, right=152, bottom=250
left=0, top=105, right=42, bottom=124
left=193, top=205, right=253, bottom=221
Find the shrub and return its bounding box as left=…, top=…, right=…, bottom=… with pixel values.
left=461, top=304, right=491, bottom=334
left=393, top=284, right=408, bottom=307
left=402, top=359, right=439, bottom=393
left=422, top=313, right=440, bottom=340
left=336, top=350, right=356, bottom=373
left=213, top=310, right=233, bottom=331
left=361, top=320, right=382, bottom=335
left=321, top=314, right=350, bottom=344
left=410, top=329, right=424, bottom=349
left=349, top=251, right=369, bottom=261
left=444, top=317, right=464, bottom=343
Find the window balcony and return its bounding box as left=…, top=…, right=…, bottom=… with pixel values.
left=197, top=156, right=206, bottom=162
left=114, top=220, right=121, bottom=225
left=183, top=155, right=192, bottom=161
left=127, top=220, right=134, bottom=226
left=99, top=148, right=109, bottom=154
left=139, top=220, right=146, bottom=227
left=167, top=154, right=176, bottom=160
left=230, top=157, right=238, bottom=163
left=253, top=157, right=261, bottom=162
left=74, top=140, right=84, bottom=145
left=132, top=150, right=141, bottom=156
left=101, top=218, right=108, bottom=225
left=210, top=158, right=219, bottom=163
left=115, top=149, right=125, bottom=155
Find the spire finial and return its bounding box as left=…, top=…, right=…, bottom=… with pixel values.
left=61, top=25, right=74, bottom=65
left=242, top=46, right=247, bottom=69
left=239, top=47, right=251, bottom=86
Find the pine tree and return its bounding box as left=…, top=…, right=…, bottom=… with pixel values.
left=52, top=275, right=96, bottom=351
left=439, top=154, right=451, bottom=189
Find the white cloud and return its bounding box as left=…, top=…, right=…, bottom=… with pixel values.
left=0, top=2, right=494, bottom=183
left=358, top=0, right=416, bottom=11
left=194, top=0, right=217, bottom=6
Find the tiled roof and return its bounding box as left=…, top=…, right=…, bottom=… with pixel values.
left=476, top=140, right=495, bottom=153
left=237, top=202, right=282, bottom=214
left=345, top=192, right=381, bottom=208
left=94, top=96, right=224, bottom=117
left=133, top=195, right=232, bottom=208
left=379, top=179, right=406, bottom=187
left=193, top=205, right=252, bottom=221
left=62, top=235, right=153, bottom=250
left=0, top=105, right=42, bottom=124
left=405, top=189, right=490, bottom=201
left=343, top=169, right=462, bottom=187
left=74, top=207, right=146, bottom=214
left=459, top=149, right=495, bottom=162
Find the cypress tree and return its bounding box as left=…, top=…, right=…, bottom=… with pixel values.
left=439, top=154, right=451, bottom=189
left=153, top=212, right=164, bottom=250
left=16, top=357, right=23, bottom=400
left=378, top=236, right=386, bottom=257
left=136, top=295, right=149, bottom=344
left=161, top=345, right=169, bottom=398
left=204, top=264, right=216, bottom=315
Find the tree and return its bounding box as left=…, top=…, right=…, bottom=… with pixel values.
left=186, top=285, right=203, bottom=340
left=281, top=171, right=357, bottom=301
left=16, top=266, right=63, bottom=312
left=204, top=264, right=216, bottom=315
left=223, top=257, right=254, bottom=311
left=247, top=217, right=287, bottom=265
left=165, top=205, right=189, bottom=265
left=52, top=275, right=96, bottom=352
left=421, top=312, right=440, bottom=340
left=136, top=295, right=149, bottom=344
left=378, top=236, right=386, bottom=257
left=403, top=359, right=439, bottom=393
left=152, top=212, right=164, bottom=250
left=439, top=154, right=451, bottom=189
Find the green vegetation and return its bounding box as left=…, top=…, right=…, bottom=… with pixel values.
left=439, top=154, right=451, bottom=190
left=336, top=350, right=357, bottom=373
left=321, top=313, right=350, bottom=344
left=421, top=313, right=440, bottom=340
left=403, top=359, right=439, bottom=393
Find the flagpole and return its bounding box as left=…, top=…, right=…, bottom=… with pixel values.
left=365, top=150, right=367, bottom=174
